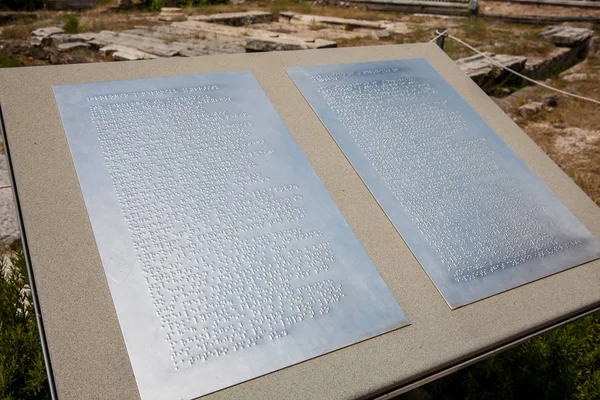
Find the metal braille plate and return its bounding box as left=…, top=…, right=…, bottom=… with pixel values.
left=53, top=72, right=409, bottom=400
left=286, top=59, right=600, bottom=309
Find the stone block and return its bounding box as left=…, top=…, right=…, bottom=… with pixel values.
left=245, top=37, right=336, bottom=52
left=289, top=14, right=383, bottom=29
left=561, top=72, right=588, bottom=82
left=99, top=44, right=158, bottom=61
left=0, top=188, right=19, bottom=250
left=456, top=52, right=527, bottom=86
left=539, top=26, right=594, bottom=48
left=31, top=26, right=65, bottom=38
left=518, top=101, right=543, bottom=117
left=191, top=11, right=273, bottom=26
left=57, top=41, right=91, bottom=51
left=158, top=7, right=186, bottom=22
left=86, top=31, right=187, bottom=57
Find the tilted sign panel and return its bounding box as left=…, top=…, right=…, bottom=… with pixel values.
left=287, top=59, right=600, bottom=309
left=53, top=72, right=408, bottom=400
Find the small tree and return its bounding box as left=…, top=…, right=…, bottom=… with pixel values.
left=142, top=0, right=165, bottom=11
left=63, top=14, right=80, bottom=34
left=0, top=250, right=50, bottom=400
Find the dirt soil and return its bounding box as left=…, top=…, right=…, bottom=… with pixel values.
left=0, top=2, right=590, bottom=61
left=481, top=0, right=600, bottom=18
left=494, top=51, right=600, bottom=205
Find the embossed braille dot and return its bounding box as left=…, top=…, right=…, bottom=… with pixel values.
left=287, top=60, right=600, bottom=308
left=91, top=92, right=348, bottom=367
left=312, top=76, right=580, bottom=282
left=55, top=73, right=410, bottom=399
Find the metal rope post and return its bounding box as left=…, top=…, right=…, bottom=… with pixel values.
left=435, top=28, right=447, bottom=50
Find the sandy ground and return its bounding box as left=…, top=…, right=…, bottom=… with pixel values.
left=481, top=0, right=600, bottom=17
left=494, top=55, right=600, bottom=205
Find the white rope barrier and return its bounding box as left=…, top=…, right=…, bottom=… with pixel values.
left=431, top=31, right=600, bottom=106
left=429, top=29, right=448, bottom=43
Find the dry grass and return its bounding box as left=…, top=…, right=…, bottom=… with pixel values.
left=495, top=43, right=600, bottom=206
left=78, top=11, right=159, bottom=32
left=482, top=1, right=600, bottom=19
left=184, top=2, right=265, bottom=16
left=312, top=12, right=557, bottom=60
left=1, top=10, right=159, bottom=35
left=290, top=4, right=403, bottom=21
left=336, top=35, right=376, bottom=47
left=182, top=0, right=409, bottom=21
left=0, top=15, right=37, bottom=28
left=528, top=120, right=600, bottom=206
left=308, top=22, right=327, bottom=31
left=458, top=20, right=554, bottom=57
left=0, top=25, right=30, bottom=40
left=0, top=0, right=561, bottom=59
left=63, top=46, right=111, bottom=63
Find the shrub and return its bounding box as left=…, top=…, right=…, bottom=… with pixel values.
left=425, top=312, right=600, bottom=400
left=0, top=249, right=50, bottom=400
left=0, top=54, right=21, bottom=68
left=142, top=0, right=165, bottom=11
left=63, top=14, right=80, bottom=34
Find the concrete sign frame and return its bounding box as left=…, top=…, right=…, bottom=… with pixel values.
left=0, top=44, right=599, bottom=400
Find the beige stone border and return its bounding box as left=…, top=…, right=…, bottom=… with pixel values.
left=0, top=43, right=599, bottom=400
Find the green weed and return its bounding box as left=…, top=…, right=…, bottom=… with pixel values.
left=426, top=312, right=600, bottom=400
left=0, top=53, right=20, bottom=68
left=0, top=249, right=50, bottom=400
left=63, top=14, right=80, bottom=34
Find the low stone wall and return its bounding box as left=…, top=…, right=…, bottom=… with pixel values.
left=525, top=26, right=593, bottom=80
left=330, top=0, right=473, bottom=16
left=190, top=11, right=273, bottom=26
left=47, top=0, right=99, bottom=10
left=525, top=47, right=579, bottom=80
left=456, top=26, right=594, bottom=92
left=456, top=53, right=527, bottom=88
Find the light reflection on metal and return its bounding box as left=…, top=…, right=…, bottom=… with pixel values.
left=53, top=71, right=408, bottom=400
left=287, top=59, right=600, bottom=309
